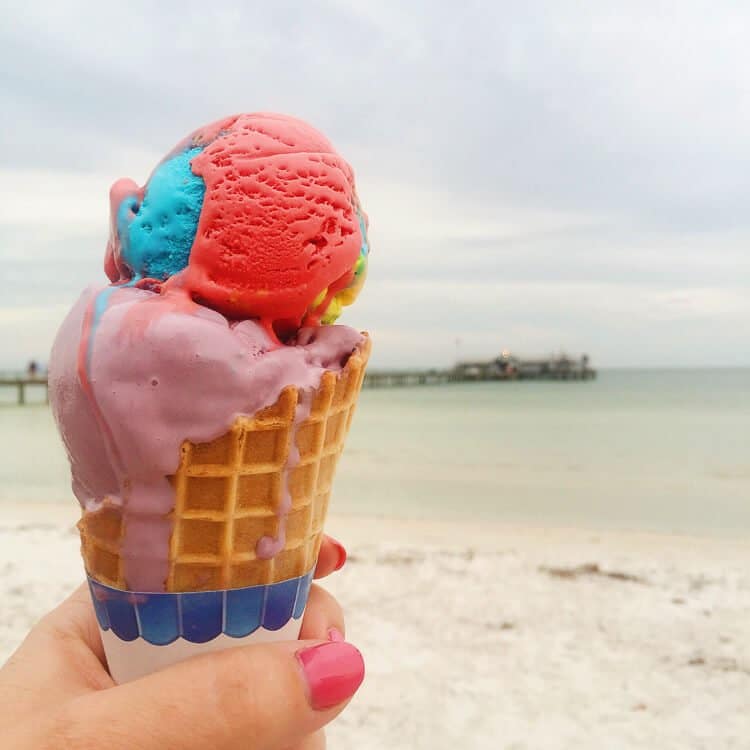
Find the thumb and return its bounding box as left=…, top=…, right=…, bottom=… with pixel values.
left=66, top=639, right=364, bottom=750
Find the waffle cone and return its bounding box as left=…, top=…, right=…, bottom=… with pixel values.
left=79, top=336, right=370, bottom=592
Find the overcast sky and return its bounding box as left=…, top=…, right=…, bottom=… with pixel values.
left=2, top=1, right=749, bottom=369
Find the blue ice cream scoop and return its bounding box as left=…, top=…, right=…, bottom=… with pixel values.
left=105, top=146, right=206, bottom=282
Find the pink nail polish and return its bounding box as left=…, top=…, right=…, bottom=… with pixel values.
left=329, top=536, right=347, bottom=571
left=327, top=627, right=344, bottom=642
left=297, top=641, right=364, bottom=710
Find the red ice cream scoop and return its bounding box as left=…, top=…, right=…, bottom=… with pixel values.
left=106, top=112, right=369, bottom=337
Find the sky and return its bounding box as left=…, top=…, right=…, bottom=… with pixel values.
left=1, top=1, right=749, bottom=369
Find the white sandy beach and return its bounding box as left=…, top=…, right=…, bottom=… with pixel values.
left=1, top=504, right=749, bottom=749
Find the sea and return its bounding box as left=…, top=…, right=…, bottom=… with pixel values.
left=1, top=369, right=748, bottom=536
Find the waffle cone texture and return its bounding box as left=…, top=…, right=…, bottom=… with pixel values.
left=79, top=335, right=371, bottom=592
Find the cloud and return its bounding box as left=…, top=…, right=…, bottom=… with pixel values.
left=347, top=271, right=750, bottom=368
left=1, top=1, right=749, bottom=369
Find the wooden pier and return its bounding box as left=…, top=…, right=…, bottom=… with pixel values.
left=453, top=352, right=596, bottom=382
left=364, top=370, right=460, bottom=388
left=364, top=352, right=596, bottom=388
left=0, top=377, right=49, bottom=405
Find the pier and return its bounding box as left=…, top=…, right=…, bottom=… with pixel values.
left=453, top=352, right=596, bottom=382
left=364, top=352, right=596, bottom=388
left=0, top=377, right=49, bottom=405
left=364, top=370, right=460, bottom=388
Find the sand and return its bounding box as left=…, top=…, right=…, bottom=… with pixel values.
left=1, top=503, right=749, bottom=749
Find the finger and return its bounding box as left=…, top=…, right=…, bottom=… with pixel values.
left=299, top=584, right=344, bottom=641
left=34, top=583, right=112, bottom=693
left=0, top=584, right=112, bottom=720
left=38, top=583, right=107, bottom=666
left=288, top=729, right=326, bottom=750
left=314, top=535, right=346, bottom=579
left=60, top=638, right=364, bottom=750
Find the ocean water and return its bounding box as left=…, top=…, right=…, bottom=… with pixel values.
left=1, top=370, right=748, bottom=535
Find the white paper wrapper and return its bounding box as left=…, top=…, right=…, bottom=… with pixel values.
left=99, top=619, right=302, bottom=683
left=88, top=569, right=313, bottom=683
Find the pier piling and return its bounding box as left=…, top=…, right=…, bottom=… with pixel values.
left=1, top=378, right=48, bottom=405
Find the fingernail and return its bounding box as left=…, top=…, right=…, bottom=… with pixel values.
left=327, top=627, right=344, bottom=642
left=297, top=641, right=365, bottom=710
left=329, top=536, right=347, bottom=571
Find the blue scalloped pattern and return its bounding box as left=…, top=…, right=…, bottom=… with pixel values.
left=88, top=570, right=314, bottom=645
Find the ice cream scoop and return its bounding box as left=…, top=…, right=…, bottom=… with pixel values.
left=104, top=113, right=369, bottom=338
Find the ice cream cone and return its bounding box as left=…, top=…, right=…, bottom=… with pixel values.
left=49, top=112, right=373, bottom=683
left=79, top=335, right=370, bottom=593
left=80, top=336, right=369, bottom=682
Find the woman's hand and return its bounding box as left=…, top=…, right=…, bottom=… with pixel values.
left=0, top=535, right=362, bottom=750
